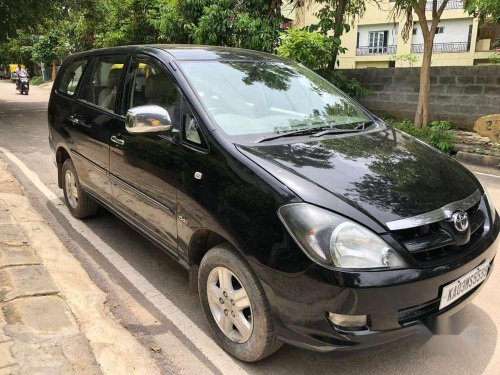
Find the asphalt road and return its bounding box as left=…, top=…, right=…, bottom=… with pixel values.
left=0, top=79, right=499, bottom=375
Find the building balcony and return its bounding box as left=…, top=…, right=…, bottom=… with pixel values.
left=411, top=42, right=469, bottom=53
left=425, top=0, right=464, bottom=11
left=356, top=45, right=397, bottom=56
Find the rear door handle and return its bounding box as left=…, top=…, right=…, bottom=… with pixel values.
left=110, top=135, right=125, bottom=146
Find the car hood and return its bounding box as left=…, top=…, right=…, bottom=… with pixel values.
left=237, top=128, right=479, bottom=230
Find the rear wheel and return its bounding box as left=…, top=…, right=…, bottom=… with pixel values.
left=62, top=159, right=98, bottom=218
left=198, top=244, right=282, bottom=362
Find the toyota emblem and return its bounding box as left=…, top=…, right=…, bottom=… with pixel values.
left=452, top=211, right=469, bottom=232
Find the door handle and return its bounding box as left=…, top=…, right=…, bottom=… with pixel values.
left=111, top=135, right=125, bottom=146
left=67, top=115, right=80, bottom=126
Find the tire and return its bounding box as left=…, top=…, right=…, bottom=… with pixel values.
left=62, top=159, right=98, bottom=219
left=198, top=244, right=282, bottom=362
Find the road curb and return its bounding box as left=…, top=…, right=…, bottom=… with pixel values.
left=455, top=151, right=500, bottom=170
left=0, top=160, right=160, bottom=374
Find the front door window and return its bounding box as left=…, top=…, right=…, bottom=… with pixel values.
left=126, top=60, right=179, bottom=128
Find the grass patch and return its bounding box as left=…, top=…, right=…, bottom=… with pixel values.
left=30, top=76, right=45, bottom=86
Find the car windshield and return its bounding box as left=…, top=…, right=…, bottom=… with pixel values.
left=179, top=60, right=373, bottom=142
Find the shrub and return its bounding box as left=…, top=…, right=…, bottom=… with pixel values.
left=30, top=76, right=45, bottom=85
left=276, top=28, right=370, bottom=100
left=391, top=120, right=456, bottom=154
left=276, top=28, right=332, bottom=70
left=317, top=69, right=370, bottom=100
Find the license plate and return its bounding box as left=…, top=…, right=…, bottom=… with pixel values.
left=439, top=261, right=490, bottom=310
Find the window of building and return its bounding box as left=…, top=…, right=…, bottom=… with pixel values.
left=57, top=60, right=88, bottom=96
left=436, top=26, right=444, bottom=34
left=412, top=27, right=417, bottom=35
left=81, top=55, right=128, bottom=112
left=368, top=31, right=388, bottom=53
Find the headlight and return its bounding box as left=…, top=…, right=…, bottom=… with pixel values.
left=483, top=186, right=497, bottom=223
left=278, top=203, right=407, bottom=269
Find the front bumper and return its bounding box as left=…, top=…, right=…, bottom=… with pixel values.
left=258, top=216, right=499, bottom=352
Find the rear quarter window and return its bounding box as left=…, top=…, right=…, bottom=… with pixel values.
left=57, top=59, right=88, bottom=96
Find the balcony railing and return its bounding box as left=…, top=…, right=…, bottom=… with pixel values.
left=425, top=0, right=463, bottom=11
left=356, top=45, right=397, bottom=56
left=411, top=42, right=469, bottom=53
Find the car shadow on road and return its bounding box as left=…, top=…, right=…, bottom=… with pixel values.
left=248, top=304, right=496, bottom=375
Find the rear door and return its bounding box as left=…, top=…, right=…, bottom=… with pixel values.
left=109, top=55, right=181, bottom=255
left=69, top=54, right=129, bottom=202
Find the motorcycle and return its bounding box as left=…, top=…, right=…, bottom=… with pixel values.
left=16, top=76, right=29, bottom=95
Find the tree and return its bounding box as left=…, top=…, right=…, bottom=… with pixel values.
left=393, top=0, right=499, bottom=128
left=190, top=0, right=283, bottom=52
left=307, top=0, right=366, bottom=69
left=32, top=32, right=67, bottom=80
left=392, top=0, right=452, bottom=128
left=277, top=29, right=332, bottom=69
left=465, top=0, right=500, bottom=23
left=0, top=0, right=67, bottom=42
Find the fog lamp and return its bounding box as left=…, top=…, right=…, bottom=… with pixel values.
left=328, top=312, right=367, bottom=328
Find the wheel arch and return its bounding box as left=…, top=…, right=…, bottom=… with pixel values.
left=56, top=146, right=72, bottom=189
left=188, top=229, right=243, bottom=267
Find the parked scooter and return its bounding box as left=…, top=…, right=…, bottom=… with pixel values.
left=16, top=76, right=29, bottom=95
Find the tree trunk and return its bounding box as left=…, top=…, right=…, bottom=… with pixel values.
left=51, top=60, right=57, bottom=81
left=414, top=34, right=434, bottom=128
left=328, top=0, right=347, bottom=70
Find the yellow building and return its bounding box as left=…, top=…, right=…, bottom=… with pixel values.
left=282, top=0, right=499, bottom=68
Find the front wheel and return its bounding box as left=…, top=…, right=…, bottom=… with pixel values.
left=198, top=244, right=282, bottom=362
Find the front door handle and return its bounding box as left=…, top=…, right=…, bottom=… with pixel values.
left=111, top=135, right=125, bottom=146
left=68, top=115, right=83, bottom=126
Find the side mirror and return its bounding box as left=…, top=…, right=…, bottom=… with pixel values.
left=125, top=105, right=173, bottom=134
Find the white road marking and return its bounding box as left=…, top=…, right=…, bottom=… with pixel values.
left=0, top=146, right=248, bottom=375
left=473, top=171, right=500, bottom=179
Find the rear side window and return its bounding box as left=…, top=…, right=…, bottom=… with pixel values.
left=57, top=59, right=88, bottom=96
left=81, top=55, right=128, bottom=112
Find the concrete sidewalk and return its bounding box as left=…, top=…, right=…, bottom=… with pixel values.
left=0, top=160, right=159, bottom=374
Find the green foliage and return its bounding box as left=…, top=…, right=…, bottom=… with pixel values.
left=0, top=0, right=65, bottom=42
left=191, top=0, right=281, bottom=52
left=317, top=69, right=370, bottom=99
left=32, top=32, right=67, bottom=64
left=391, top=120, right=457, bottom=154
left=276, top=29, right=332, bottom=70
left=30, top=76, right=45, bottom=85
left=488, top=52, right=500, bottom=64
left=389, top=53, right=418, bottom=67
left=465, top=0, right=500, bottom=23
left=276, top=28, right=369, bottom=99
left=307, top=0, right=366, bottom=68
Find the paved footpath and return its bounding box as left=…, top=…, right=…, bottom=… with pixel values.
left=0, top=160, right=160, bottom=375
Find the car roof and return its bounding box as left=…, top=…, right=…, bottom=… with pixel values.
left=65, top=44, right=289, bottom=63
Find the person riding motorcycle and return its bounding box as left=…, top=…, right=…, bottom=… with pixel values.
left=15, top=64, right=28, bottom=90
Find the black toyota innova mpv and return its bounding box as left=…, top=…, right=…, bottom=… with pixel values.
left=48, top=45, right=499, bottom=362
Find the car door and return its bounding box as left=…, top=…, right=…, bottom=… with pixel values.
left=68, top=54, right=129, bottom=202
left=109, top=55, right=180, bottom=255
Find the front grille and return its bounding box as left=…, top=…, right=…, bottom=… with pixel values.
left=393, top=202, right=486, bottom=266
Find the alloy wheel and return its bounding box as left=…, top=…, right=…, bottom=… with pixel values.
left=207, top=266, right=253, bottom=343
left=64, top=169, right=79, bottom=209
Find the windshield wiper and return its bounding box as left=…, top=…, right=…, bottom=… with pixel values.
left=256, top=120, right=374, bottom=143
left=311, top=120, right=374, bottom=138
left=257, top=128, right=320, bottom=143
